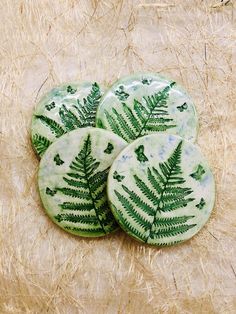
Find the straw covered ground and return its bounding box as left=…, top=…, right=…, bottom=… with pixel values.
left=0, top=0, right=235, bottom=313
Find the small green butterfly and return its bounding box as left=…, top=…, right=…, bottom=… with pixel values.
left=67, top=85, right=77, bottom=94
left=46, top=187, right=57, bottom=196
left=104, top=142, right=114, bottom=154
left=196, top=198, right=206, bottom=210
left=190, top=164, right=205, bottom=181
left=135, top=145, right=148, bottom=162
left=45, top=101, right=56, bottom=111
left=141, top=78, right=152, bottom=85
left=177, top=102, right=188, bottom=112
left=113, top=171, right=125, bottom=182
left=54, top=153, right=64, bottom=166
left=115, top=85, right=129, bottom=101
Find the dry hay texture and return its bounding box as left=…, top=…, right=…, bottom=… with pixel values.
left=0, top=0, right=235, bottom=313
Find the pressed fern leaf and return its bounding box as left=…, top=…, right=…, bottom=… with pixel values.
left=58, top=82, right=102, bottom=130
left=152, top=215, right=195, bottom=227
left=59, top=104, right=81, bottom=131
left=53, top=134, right=117, bottom=235
left=32, top=82, right=103, bottom=157
left=32, top=134, right=52, bottom=156
left=38, top=128, right=127, bottom=237
left=96, top=74, right=199, bottom=142
left=111, top=139, right=197, bottom=245
left=149, top=223, right=197, bottom=239
left=100, top=82, right=176, bottom=142
left=35, top=115, right=66, bottom=138
left=73, top=82, right=102, bottom=127
left=64, top=225, right=104, bottom=234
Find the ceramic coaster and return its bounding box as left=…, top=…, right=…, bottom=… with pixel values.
left=31, top=82, right=104, bottom=157
left=96, top=73, right=198, bottom=143
left=107, top=133, right=215, bottom=246
left=38, top=128, right=127, bottom=237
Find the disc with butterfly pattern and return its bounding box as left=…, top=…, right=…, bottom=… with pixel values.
left=38, top=127, right=127, bottom=237
left=31, top=82, right=104, bottom=157
left=96, top=73, right=198, bottom=143
left=107, top=133, right=215, bottom=246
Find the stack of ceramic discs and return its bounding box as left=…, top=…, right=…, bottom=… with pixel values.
left=32, top=74, right=215, bottom=246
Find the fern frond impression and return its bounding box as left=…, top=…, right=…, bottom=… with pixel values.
left=59, top=104, right=81, bottom=131
left=114, top=141, right=196, bottom=244
left=35, top=115, right=66, bottom=138
left=54, top=134, right=116, bottom=235
left=34, top=83, right=102, bottom=155
left=73, top=82, right=102, bottom=127
left=103, top=82, right=176, bottom=142
left=32, top=133, right=52, bottom=156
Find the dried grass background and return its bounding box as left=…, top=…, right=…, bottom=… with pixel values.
left=0, top=0, right=236, bottom=313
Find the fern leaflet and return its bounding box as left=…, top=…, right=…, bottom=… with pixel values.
left=32, top=134, right=52, bottom=156
left=114, top=141, right=196, bottom=244
left=35, top=115, right=65, bottom=138
left=103, top=82, right=176, bottom=142
left=73, top=82, right=102, bottom=127
left=55, top=134, right=117, bottom=235
left=59, top=104, right=81, bottom=131
left=34, top=83, right=102, bottom=155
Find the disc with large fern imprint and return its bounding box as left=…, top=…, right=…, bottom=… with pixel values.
left=38, top=128, right=127, bottom=237
left=108, top=133, right=215, bottom=246
left=31, top=82, right=104, bottom=157
left=96, top=73, right=198, bottom=143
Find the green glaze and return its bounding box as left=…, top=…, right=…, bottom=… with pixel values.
left=104, top=142, right=114, bottom=154
left=190, top=164, right=206, bottom=181
left=32, top=82, right=104, bottom=157
left=96, top=73, right=198, bottom=143
left=38, top=128, right=127, bottom=237
left=107, top=133, right=215, bottom=246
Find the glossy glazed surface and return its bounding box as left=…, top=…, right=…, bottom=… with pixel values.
left=96, top=73, right=198, bottom=143
left=38, top=128, right=127, bottom=237
left=32, top=82, right=104, bottom=157
left=108, top=133, right=215, bottom=246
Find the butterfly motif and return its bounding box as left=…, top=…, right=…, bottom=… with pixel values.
left=54, top=153, right=64, bottom=166
left=46, top=187, right=57, bottom=196
left=190, top=164, right=205, bottom=181
left=177, top=102, right=188, bottom=112
left=141, top=78, right=152, bottom=85
left=196, top=198, right=206, bottom=210
left=135, top=145, right=148, bottom=163
left=115, top=85, right=129, bottom=101
left=45, top=101, right=56, bottom=111
left=67, top=85, right=77, bottom=94
left=113, top=171, right=125, bottom=182
left=104, top=142, right=114, bottom=154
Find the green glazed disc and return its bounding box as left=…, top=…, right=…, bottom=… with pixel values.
left=96, top=73, right=198, bottom=143
left=31, top=81, right=104, bottom=157
left=38, top=128, right=127, bottom=237
left=107, top=133, right=215, bottom=246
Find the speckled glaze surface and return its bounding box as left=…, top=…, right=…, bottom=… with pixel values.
left=96, top=73, right=198, bottom=143
left=38, top=128, right=127, bottom=237
left=31, top=82, right=104, bottom=157
left=107, top=133, right=215, bottom=246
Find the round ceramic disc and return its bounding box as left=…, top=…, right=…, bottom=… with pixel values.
left=107, top=133, right=215, bottom=246
left=31, top=81, right=104, bottom=157
left=96, top=73, right=198, bottom=143
left=38, top=128, right=127, bottom=237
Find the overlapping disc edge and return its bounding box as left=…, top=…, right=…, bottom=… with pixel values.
left=32, top=74, right=215, bottom=244
left=107, top=133, right=215, bottom=246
